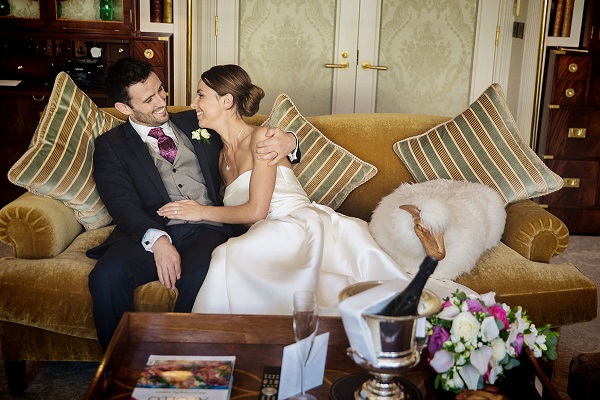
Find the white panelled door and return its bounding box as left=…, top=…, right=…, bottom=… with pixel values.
left=213, top=0, right=499, bottom=117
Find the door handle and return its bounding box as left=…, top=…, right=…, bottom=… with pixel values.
left=324, top=60, right=349, bottom=69
left=362, top=61, right=388, bottom=71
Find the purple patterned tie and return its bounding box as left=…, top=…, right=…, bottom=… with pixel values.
left=148, top=127, right=177, bottom=164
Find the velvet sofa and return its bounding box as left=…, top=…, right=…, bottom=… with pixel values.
left=0, top=106, right=597, bottom=395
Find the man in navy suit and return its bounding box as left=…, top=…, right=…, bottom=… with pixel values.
left=87, top=58, right=298, bottom=350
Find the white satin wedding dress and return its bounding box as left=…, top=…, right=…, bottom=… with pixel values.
left=191, top=166, right=468, bottom=316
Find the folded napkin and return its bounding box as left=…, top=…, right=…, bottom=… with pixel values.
left=340, top=276, right=471, bottom=365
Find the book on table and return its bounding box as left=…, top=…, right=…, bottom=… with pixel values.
left=131, top=355, right=235, bottom=400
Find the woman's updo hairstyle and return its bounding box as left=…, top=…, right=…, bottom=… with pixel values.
left=201, top=64, right=265, bottom=117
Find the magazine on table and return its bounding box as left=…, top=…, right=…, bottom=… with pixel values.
left=131, top=355, right=235, bottom=400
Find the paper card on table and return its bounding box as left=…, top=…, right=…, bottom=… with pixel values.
left=278, top=332, right=329, bottom=400
left=0, top=80, right=22, bottom=87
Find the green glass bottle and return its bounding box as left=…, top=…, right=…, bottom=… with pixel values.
left=0, top=0, right=10, bottom=17
left=99, top=0, right=113, bottom=21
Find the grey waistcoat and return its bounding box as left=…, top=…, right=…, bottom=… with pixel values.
left=148, top=123, right=220, bottom=226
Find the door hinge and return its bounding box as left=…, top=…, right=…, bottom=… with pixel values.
left=495, top=25, right=500, bottom=47
left=215, top=15, right=218, bottom=37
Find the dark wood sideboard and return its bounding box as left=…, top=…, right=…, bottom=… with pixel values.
left=538, top=0, right=600, bottom=234
left=0, top=0, right=173, bottom=207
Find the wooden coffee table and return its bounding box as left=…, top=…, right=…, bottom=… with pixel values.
left=84, top=312, right=559, bottom=399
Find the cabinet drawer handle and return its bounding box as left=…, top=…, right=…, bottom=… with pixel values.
left=144, top=49, right=154, bottom=59
left=568, top=128, right=586, bottom=138
left=32, top=95, right=46, bottom=102
left=568, top=63, right=579, bottom=73
left=118, top=47, right=124, bottom=53
left=563, top=178, right=580, bottom=188
left=565, top=88, right=575, bottom=98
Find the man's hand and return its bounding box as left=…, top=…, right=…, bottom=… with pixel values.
left=151, top=236, right=181, bottom=289
left=255, top=127, right=297, bottom=165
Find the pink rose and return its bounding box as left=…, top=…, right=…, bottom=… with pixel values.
left=488, top=304, right=509, bottom=329
left=428, top=325, right=450, bottom=356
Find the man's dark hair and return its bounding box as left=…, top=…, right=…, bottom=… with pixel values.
left=104, top=57, right=154, bottom=106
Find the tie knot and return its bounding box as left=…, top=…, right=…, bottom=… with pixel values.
left=148, top=127, right=165, bottom=139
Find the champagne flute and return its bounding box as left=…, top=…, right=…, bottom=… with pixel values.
left=289, top=290, right=319, bottom=400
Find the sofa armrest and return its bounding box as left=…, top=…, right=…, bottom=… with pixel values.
left=502, top=199, right=569, bottom=263
left=0, top=193, right=83, bottom=259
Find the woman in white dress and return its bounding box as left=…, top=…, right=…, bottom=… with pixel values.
left=157, top=65, right=463, bottom=315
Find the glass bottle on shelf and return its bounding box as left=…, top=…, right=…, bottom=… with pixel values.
left=100, top=0, right=113, bottom=21
left=0, top=0, right=10, bottom=17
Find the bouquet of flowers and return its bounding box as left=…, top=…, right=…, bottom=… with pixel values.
left=426, top=290, right=559, bottom=393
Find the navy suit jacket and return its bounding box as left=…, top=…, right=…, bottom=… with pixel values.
left=86, top=110, right=231, bottom=259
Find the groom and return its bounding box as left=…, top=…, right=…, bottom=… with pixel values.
left=86, top=57, right=299, bottom=350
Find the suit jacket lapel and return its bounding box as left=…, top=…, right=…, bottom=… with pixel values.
left=122, top=121, right=171, bottom=203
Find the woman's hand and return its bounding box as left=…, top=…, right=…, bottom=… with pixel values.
left=255, top=127, right=297, bottom=165
left=158, top=200, right=204, bottom=221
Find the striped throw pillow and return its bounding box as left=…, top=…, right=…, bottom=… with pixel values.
left=394, top=84, right=563, bottom=204
left=8, top=72, right=124, bottom=230
left=264, top=94, right=377, bottom=209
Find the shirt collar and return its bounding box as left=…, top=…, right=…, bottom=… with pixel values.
left=129, top=118, right=172, bottom=142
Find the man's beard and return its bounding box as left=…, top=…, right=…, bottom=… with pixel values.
left=131, top=108, right=169, bottom=126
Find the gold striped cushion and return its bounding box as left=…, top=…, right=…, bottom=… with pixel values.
left=394, top=84, right=563, bottom=203
left=264, top=94, right=377, bottom=209
left=8, top=72, right=123, bottom=230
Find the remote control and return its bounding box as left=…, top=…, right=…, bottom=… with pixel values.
left=259, top=366, right=281, bottom=399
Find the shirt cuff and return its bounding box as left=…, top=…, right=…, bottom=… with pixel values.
left=142, top=229, right=172, bottom=252
left=287, top=130, right=299, bottom=162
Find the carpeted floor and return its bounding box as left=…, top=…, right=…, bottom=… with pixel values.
left=549, top=235, right=600, bottom=400
left=0, top=236, right=598, bottom=399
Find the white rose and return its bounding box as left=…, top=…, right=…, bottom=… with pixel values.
left=454, top=342, right=466, bottom=353
left=451, top=311, right=481, bottom=342
left=490, top=338, right=506, bottom=361
left=200, top=128, right=211, bottom=139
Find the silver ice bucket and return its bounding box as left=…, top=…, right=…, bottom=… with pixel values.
left=339, top=282, right=441, bottom=400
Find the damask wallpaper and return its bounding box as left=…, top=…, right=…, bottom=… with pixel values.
left=5, top=0, right=123, bottom=21
left=60, top=0, right=123, bottom=21
left=238, top=0, right=336, bottom=116
left=3, top=0, right=39, bottom=18
left=376, top=0, right=476, bottom=116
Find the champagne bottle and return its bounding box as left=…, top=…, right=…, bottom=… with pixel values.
left=379, top=255, right=438, bottom=316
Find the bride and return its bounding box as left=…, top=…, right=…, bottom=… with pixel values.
left=158, top=64, right=466, bottom=315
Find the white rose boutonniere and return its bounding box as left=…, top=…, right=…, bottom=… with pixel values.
left=192, top=128, right=211, bottom=144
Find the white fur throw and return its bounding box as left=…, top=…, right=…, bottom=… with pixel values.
left=369, top=179, right=506, bottom=280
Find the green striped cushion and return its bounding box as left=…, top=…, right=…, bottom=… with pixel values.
left=394, top=84, right=563, bottom=203
left=264, top=94, right=377, bottom=209
left=8, top=72, right=124, bottom=230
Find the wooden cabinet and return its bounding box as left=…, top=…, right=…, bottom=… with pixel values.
left=538, top=50, right=600, bottom=234
left=0, top=1, right=173, bottom=207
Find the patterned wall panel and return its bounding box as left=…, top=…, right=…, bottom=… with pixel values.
left=376, top=0, right=476, bottom=116
left=238, top=0, right=336, bottom=116
left=4, top=0, right=39, bottom=18
left=60, top=0, right=123, bottom=21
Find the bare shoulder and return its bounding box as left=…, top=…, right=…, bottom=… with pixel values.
left=250, top=125, right=270, bottom=142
